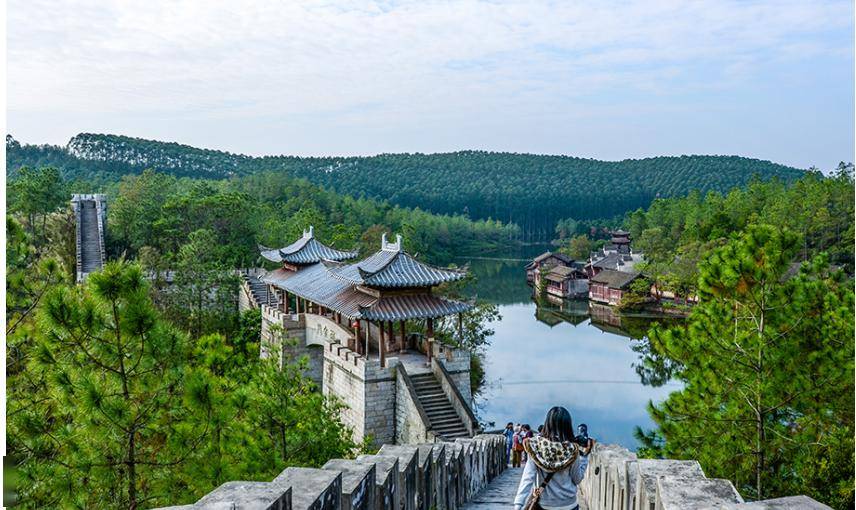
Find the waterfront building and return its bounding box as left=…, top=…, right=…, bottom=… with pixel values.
left=588, top=269, right=641, bottom=306
left=252, top=228, right=477, bottom=446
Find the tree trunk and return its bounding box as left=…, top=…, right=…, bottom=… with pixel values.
left=128, top=429, right=137, bottom=510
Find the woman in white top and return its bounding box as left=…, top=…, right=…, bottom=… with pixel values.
left=513, top=406, right=595, bottom=510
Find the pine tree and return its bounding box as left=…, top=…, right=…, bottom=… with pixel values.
left=645, top=225, right=854, bottom=505
left=16, top=261, right=212, bottom=508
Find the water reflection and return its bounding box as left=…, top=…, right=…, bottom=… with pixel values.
left=459, top=251, right=681, bottom=449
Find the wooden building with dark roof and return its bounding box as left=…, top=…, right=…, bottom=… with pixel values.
left=262, top=230, right=472, bottom=367
left=588, top=269, right=641, bottom=306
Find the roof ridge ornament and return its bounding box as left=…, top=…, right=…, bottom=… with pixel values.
left=381, top=233, right=402, bottom=252
left=303, top=226, right=315, bottom=239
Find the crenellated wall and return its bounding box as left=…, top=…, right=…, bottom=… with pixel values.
left=260, top=309, right=477, bottom=448
left=579, top=443, right=833, bottom=510
left=323, top=340, right=399, bottom=447
left=153, top=434, right=508, bottom=510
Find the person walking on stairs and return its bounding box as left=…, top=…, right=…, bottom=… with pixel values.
left=513, top=406, right=594, bottom=510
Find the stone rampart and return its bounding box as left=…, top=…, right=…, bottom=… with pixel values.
left=154, top=434, right=507, bottom=510
left=323, top=340, right=398, bottom=447
left=579, top=443, right=833, bottom=510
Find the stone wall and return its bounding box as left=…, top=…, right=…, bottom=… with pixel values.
left=154, top=434, right=508, bottom=510
left=260, top=310, right=475, bottom=449
left=238, top=268, right=267, bottom=312
left=395, top=367, right=434, bottom=445
left=431, top=342, right=472, bottom=406
left=261, top=305, right=323, bottom=387
left=323, top=341, right=398, bottom=447
left=431, top=360, right=478, bottom=437
left=579, top=443, right=833, bottom=510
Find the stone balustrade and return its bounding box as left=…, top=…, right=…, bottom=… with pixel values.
left=154, top=434, right=507, bottom=510
left=579, top=443, right=832, bottom=510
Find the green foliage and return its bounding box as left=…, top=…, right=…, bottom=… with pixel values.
left=8, top=133, right=806, bottom=241
left=559, top=234, right=593, bottom=260
left=624, top=166, right=855, bottom=298
left=617, top=277, right=651, bottom=311
left=554, top=218, right=579, bottom=241
left=12, top=261, right=206, bottom=508
left=7, top=166, right=67, bottom=242
left=165, top=228, right=242, bottom=336
left=7, top=256, right=362, bottom=508
left=641, top=226, right=854, bottom=507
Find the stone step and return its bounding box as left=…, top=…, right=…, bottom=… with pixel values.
left=413, top=382, right=443, bottom=390
left=421, top=403, right=453, bottom=411
left=422, top=400, right=456, bottom=408
left=417, top=392, right=449, bottom=401
left=429, top=418, right=463, bottom=428
left=426, top=411, right=461, bottom=421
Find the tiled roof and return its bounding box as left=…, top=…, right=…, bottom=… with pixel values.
left=263, top=264, right=472, bottom=320
left=327, top=235, right=466, bottom=288
left=546, top=265, right=586, bottom=281
left=360, top=294, right=471, bottom=321
left=591, top=252, right=626, bottom=269
left=263, top=265, right=373, bottom=318
left=260, top=227, right=357, bottom=265
left=590, top=269, right=640, bottom=289
left=531, top=251, right=572, bottom=265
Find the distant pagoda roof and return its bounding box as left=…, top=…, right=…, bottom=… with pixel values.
left=259, top=226, right=357, bottom=265
left=326, top=234, right=466, bottom=288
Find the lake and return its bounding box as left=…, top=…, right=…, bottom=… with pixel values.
left=458, top=248, right=680, bottom=449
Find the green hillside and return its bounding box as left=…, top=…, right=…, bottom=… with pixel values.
left=7, top=133, right=806, bottom=239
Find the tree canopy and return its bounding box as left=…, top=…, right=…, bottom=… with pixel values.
left=8, top=133, right=806, bottom=240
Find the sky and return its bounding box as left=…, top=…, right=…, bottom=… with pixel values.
left=7, top=0, right=855, bottom=170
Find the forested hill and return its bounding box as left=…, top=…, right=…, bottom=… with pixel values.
left=7, top=133, right=806, bottom=239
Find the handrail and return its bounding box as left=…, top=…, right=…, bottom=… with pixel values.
left=397, top=364, right=434, bottom=435
left=432, top=359, right=479, bottom=436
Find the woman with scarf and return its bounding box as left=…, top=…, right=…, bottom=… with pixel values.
left=513, top=406, right=594, bottom=510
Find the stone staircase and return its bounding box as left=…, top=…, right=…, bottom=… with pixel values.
left=243, top=272, right=269, bottom=306
left=73, top=194, right=107, bottom=283
left=410, top=372, right=470, bottom=440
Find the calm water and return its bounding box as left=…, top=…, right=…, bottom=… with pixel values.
left=458, top=248, right=680, bottom=449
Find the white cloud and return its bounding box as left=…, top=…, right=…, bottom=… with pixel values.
left=6, top=0, right=854, bottom=166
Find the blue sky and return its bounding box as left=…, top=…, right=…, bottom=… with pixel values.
left=7, top=0, right=854, bottom=170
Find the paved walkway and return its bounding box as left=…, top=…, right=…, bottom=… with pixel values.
left=462, top=467, right=523, bottom=509
left=462, top=467, right=589, bottom=509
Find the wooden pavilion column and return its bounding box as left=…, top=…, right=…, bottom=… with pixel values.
left=353, top=319, right=361, bottom=354
left=399, top=321, right=406, bottom=353
left=457, top=312, right=464, bottom=341
left=386, top=321, right=394, bottom=354
left=426, top=318, right=434, bottom=364
left=283, top=291, right=290, bottom=313
left=379, top=321, right=386, bottom=367
left=364, top=320, right=370, bottom=359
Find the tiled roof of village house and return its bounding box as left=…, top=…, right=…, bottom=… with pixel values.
left=259, top=227, right=357, bottom=265
left=591, top=252, right=627, bottom=270
left=526, top=251, right=573, bottom=269
left=326, top=234, right=467, bottom=288
left=590, top=269, right=641, bottom=290
left=545, top=264, right=586, bottom=282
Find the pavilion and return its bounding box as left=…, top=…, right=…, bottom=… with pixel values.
left=261, top=228, right=472, bottom=367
